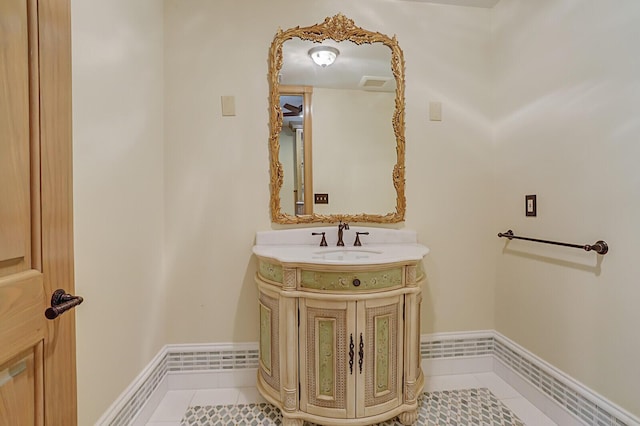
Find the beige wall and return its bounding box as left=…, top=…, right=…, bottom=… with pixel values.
left=162, top=0, right=495, bottom=345
left=71, top=0, right=165, bottom=424
left=493, top=0, right=640, bottom=417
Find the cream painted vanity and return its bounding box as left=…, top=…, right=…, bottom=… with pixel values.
left=253, top=227, right=429, bottom=426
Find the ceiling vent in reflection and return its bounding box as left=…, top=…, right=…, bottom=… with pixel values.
left=358, top=76, right=394, bottom=91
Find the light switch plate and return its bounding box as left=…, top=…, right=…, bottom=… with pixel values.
left=525, top=194, right=536, bottom=216
left=429, top=101, right=442, bottom=121
left=221, top=96, right=236, bottom=116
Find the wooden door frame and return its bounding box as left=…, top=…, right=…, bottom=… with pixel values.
left=38, top=0, right=77, bottom=424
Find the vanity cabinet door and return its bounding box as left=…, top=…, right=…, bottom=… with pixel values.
left=299, top=298, right=357, bottom=419
left=356, top=295, right=404, bottom=418
left=298, top=294, right=405, bottom=420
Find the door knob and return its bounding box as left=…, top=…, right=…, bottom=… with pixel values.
left=45, top=289, right=83, bottom=320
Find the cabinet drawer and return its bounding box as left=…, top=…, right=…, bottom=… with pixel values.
left=300, top=268, right=403, bottom=291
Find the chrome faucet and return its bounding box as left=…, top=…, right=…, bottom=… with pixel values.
left=337, top=222, right=349, bottom=246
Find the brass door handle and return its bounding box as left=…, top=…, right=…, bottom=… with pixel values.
left=45, top=289, right=83, bottom=320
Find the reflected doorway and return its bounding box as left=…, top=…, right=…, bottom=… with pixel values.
left=279, top=86, right=313, bottom=216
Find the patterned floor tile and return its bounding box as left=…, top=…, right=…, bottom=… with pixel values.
left=180, top=388, right=524, bottom=425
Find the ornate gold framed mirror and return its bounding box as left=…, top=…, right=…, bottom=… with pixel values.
left=268, top=13, right=406, bottom=224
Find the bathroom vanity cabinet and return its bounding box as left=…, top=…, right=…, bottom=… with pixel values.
left=254, top=256, right=426, bottom=426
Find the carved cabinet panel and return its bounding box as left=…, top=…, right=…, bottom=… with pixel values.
left=299, top=298, right=354, bottom=418
left=358, top=296, right=404, bottom=418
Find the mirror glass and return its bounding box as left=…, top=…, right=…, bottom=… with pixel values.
left=269, top=14, right=406, bottom=224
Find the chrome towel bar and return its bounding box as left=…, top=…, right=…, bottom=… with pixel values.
left=498, top=230, right=608, bottom=255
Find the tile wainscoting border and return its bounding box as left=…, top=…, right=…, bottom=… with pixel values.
left=96, top=332, right=639, bottom=426
left=95, top=343, right=259, bottom=426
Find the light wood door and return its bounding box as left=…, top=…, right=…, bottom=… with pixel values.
left=0, top=0, right=76, bottom=425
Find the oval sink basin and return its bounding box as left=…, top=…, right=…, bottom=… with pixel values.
left=312, top=249, right=382, bottom=261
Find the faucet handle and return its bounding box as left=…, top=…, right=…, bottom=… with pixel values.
left=354, top=232, right=369, bottom=247
left=312, top=232, right=328, bottom=247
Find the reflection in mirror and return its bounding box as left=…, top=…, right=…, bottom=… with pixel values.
left=279, top=85, right=313, bottom=216
left=280, top=40, right=397, bottom=217
left=269, top=14, right=406, bottom=224
left=279, top=94, right=306, bottom=215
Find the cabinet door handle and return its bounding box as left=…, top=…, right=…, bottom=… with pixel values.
left=358, top=333, right=364, bottom=374
left=349, top=334, right=354, bottom=374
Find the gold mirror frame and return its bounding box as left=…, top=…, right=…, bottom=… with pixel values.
left=268, top=13, right=406, bottom=224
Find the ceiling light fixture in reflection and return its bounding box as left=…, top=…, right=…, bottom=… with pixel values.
left=308, top=46, right=340, bottom=67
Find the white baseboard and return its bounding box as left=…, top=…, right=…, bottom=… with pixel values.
left=493, top=332, right=639, bottom=426
left=95, top=343, right=259, bottom=426
left=95, top=346, right=168, bottom=426
left=129, top=376, right=168, bottom=426
left=97, top=331, right=640, bottom=426
left=493, top=358, right=584, bottom=426
left=422, top=355, right=494, bottom=376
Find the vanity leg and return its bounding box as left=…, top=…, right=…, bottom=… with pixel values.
left=398, top=408, right=419, bottom=425
left=281, top=416, right=304, bottom=426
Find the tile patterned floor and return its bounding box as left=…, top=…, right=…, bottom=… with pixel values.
left=145, top=373, right=558, bottom=425
left=180, top=388, right=524, bottom=425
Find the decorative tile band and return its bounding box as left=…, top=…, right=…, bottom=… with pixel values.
left=493, top=336, right=634, bottom=426
left=100, top=333, right=640, bottom=426
left=102, top=352, right=168, bottom=426
left=101, top=345, right=261, bottom=426
left=421, top=331, right=638, bottom=426
left=166, top=348, right=259, bottom=372
left=421, top=334, right=494, bottom=359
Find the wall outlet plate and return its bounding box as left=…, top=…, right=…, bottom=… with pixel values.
left=525, top=194, right=537, bottom=216
left=314, top=193, right=328, bottom=204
